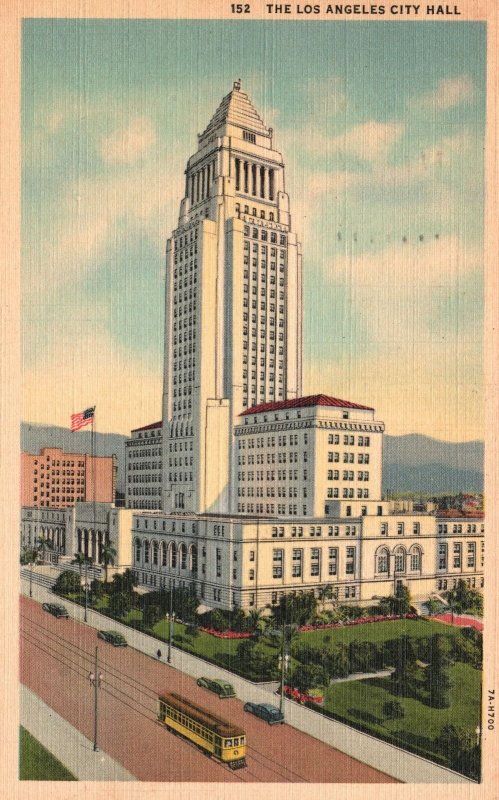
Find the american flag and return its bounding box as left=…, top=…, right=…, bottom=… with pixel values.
left=71, top=406, right=95, bottom=432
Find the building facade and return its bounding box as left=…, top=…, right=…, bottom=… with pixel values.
left=162, top=80, right=302, bottom=516
left=235, top=395, right=384, bottom=517
left=128, top=83, right=486, bottom=611
left=21, top=503, right=133, bottom=578
left=131, top=508, right=484, bottom=610
left=125, top=421, right=163, bottom=510
left=21, top=447, right=117, bottom=508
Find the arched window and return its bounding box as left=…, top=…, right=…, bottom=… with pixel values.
left=394, top=547, right=406, bottom=573
left=410, top=546, right=422, bottom=571
left=170, top=542, right=177, bottom=569
left=190, top=545, right=198, bottom=573
left=179, top=543, right=187, bottom=570
left=135, top=538, right=141, bottom=562
left=160, top=541, right=167, bottom=567
left=152, top=540, right=159, bottom=566
left=144, top=540, right=150, bottom=564
left=377, top=548, right=389, bottom=574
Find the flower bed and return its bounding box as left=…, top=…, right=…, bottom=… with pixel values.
left=198, top=627, right=253, bottom=639
left=199, top=613, right=419, bottom=638
left=298, top=613, right=418, bottom=632
left=280, top=685, right=324, bottom=705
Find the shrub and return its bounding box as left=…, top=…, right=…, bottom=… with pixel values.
left=53, top=570, right=82, bottom=595
left=382, top=700, right=405, bottom=720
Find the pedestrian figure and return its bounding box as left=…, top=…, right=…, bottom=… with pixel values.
left=157, top=649, right=162, bottom=660
left=89, top=672, right=95, bottom=686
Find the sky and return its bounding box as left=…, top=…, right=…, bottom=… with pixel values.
left=22, top=20, right=486, bottom=441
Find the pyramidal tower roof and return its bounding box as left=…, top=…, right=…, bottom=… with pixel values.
left=200, top=80, right=270, bottom=142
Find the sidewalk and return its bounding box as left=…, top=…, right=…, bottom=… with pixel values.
left=20, top=686, right=136, bottom=781
left=21, top=570, right=472, bottom=783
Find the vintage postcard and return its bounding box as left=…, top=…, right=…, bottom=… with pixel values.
left=1, top=0, right=498, bottom=798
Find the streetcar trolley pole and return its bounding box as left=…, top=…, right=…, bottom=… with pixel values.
left=89, top=647, right=103, bottom=752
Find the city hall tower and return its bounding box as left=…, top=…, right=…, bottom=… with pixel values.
left=162, top=81, right=303, bottom=514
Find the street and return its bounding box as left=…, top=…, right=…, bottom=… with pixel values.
left=20, top=595, right=397, bottom=783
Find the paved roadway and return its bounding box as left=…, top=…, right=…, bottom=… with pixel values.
left=20, top=595, right=397, bottom=783
left=20, top=568, right=472, bottom=783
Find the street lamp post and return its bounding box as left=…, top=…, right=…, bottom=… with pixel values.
left=167, top=580, right=175, bottom=664
left=88, top=647, right=102, bottom=752
left=278, top=621, right=290, bottom=715
left=29, top=554, right=34, bottom=598
left=168, top=611, right=176, bottom=664
left=84, top=558, right=89, bottom=623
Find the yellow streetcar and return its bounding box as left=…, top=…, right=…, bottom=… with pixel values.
left=157, top=692, right=247, bottom=769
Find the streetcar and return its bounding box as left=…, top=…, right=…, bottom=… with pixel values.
left=157, top=692, right=247, bottom=769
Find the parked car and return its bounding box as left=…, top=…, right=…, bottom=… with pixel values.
left=196, top=677, right=236, bottom=698
left=97, top=630, right=128, bottom=647
left=243, top=702, right=284, bottom=725
left=42, top=603, right=69, bottom=618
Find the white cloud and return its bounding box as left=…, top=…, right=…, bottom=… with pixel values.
left=410, top=75, right=475, bottom=112
left=329, top=121, right=405, bottom=162
left=100, top=116, right=156, bottom=164
left=318, top=235, right=482, bottom=354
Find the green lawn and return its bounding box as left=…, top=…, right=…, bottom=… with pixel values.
left=19, top=727, right=76, bottom=781
left=151, top=620, right=243, bottom=660
left=323, top=662, right=481, bottom=765
left=299, top=617, right=461, bottom=647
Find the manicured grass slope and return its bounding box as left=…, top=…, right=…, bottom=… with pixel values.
left=324, top=662, right=480, bottom=760
left=19, top=727, right=76, bottom=780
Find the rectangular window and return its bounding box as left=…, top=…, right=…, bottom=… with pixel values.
left=292, top=548, right=302, bottom=577
left=438, top=543, right=448, bottom=570
left=467, top=542, right=476, bottom=568
left=273, top=548, right=283, bottom=578
left=346, top=546, right=355, bottom=575
left=453, top=542, right=462, bottom=568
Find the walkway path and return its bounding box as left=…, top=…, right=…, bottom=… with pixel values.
left=21, top=686, right=135, bottom=781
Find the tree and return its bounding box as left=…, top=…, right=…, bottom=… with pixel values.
left=424, top=634, right=452, bottom=708
left=323, top=642, right=350, bottom=679
left=447, top=579, right=483, bottom=615
left=72, top=552, right=90, bottom=582
left=36, top=535, right=54, bottom=564
left=425, top=597, right=441, bottom=615
left=108, top=591, right=133, bottom=618
left=101, top=541, right=117, bottom=583
left=318, top=584, right=335, bottom=614
left=110, top=568, right=138, bottom=597
left=273, top=591, right=317, bottom=627
left=53, top=570, right=81, bottom=595
left=383, top=700, right=405, bottom=720
left=291, top=663, right=327, bottom=694
left=437, top=724, right=478, bottom=774
left=20, top=547, right=37, bottom=566
left=390, top=635, right=419, bottom=697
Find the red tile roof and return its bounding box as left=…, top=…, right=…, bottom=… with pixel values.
left=131, top=421, right=162, bottom=433
left=240, top=394, right=374, bottom=416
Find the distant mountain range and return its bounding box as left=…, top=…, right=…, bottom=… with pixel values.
left=382, top=434, right=483, bottom=494
left=21, top=424, right=484, bottom=496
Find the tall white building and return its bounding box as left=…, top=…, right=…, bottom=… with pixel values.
left=125, top=422, right=163, bottom=510
left=126, top=82, right=485, bottom=611
left=162, top=81, right=302, bottom=516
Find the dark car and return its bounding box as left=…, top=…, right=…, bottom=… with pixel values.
left=97, top=630, right=128, bottom=647
left=42, top=602, right=69, bottom=618
left=243, top=702, right=285, bottom=725
left=196, top=677, right=236, bottom=698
